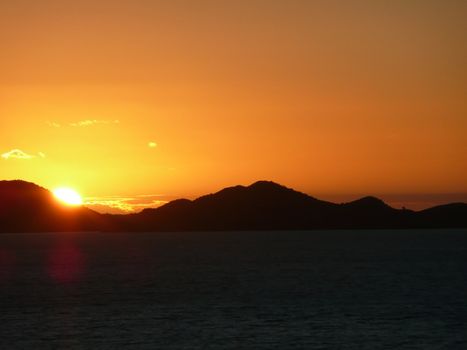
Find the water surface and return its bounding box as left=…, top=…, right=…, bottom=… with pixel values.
left=1, top=230, right=466, bottom=349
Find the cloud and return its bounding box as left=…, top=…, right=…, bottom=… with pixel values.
left=84, top=197, right=135, bottom=214
left=69, top=119, right=120, bottom=127
left=46, top=121, right=61, bottom=128
left=2, top=149, right=36, bottom=160
left=1, top=149, right=46, bottom=160
left=148, top=141, right=157, bottom=148
left=84, top=195, right=170, bottom=214
left=46, top=119, right=120, bottom=128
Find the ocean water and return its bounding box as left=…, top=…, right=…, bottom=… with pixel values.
left=0, top=230, right=466, bottom=349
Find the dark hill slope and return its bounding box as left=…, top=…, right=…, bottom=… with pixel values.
left=336, top=196, right=414, bottom=228
left=414, top=203, right=467, bottom=228
left=120, top=181, right=338, bottom=231
left=1, top=180, right=466, bottom=232
left=0, top=180, right=105, bottom=232
left=120, top=181, right=467, bottom=231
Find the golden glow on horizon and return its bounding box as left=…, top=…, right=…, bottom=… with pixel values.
left=53, top=188, right=83, bottom=206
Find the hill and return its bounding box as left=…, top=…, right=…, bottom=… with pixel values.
left=0, top=180, right=105, bottom=232
left=115, top=181, right=467, bottom=231
left=0, top=180, right=466, bottom=232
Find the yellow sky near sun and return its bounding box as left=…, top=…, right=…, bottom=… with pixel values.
left=1, top=0, right=466, bottom=211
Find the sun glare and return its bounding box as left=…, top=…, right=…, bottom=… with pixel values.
left=53, top=188, right=83, bottom=206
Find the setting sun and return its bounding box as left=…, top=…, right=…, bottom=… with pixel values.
left=53, top=188, right=83, bottom=206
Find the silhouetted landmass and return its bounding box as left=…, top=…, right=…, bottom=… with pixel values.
left=0, top=180, right=106, bottom=232
left=0, top=180, right=466, bottom=232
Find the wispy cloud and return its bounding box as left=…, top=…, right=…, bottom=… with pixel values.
left=84, top=197, right=135, bottom=214
left=46, top=119, right=120, bottom=128
left=69, top=119, right=120, bottom=127
left=2, top=149, right=36, bottom=160
left=84, top=195, right=169, bottom=214
left=46, top=121, right=61, bottom=128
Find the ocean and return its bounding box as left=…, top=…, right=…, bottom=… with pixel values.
left=0, top=230, right=466, bottom=349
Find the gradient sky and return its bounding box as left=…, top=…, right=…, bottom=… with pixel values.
left=1, top=0, right=466, bottom=212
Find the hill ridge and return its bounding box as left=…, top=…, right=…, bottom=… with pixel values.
left=0, top=180, right=466, bottom=232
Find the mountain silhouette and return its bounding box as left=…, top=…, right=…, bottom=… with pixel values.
left=0, top=180, right=466, bottom=232
left=0, top=180, right=105, bottom=232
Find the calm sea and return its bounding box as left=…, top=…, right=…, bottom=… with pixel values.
left=0, top=230, right=466, bottom=349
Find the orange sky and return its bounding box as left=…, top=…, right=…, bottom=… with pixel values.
left=1, top=0, right=466, bottom=213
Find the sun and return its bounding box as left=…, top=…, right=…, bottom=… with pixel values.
left=53, top=187, right=83, bottom=206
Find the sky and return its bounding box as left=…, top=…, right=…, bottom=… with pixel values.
left=1, top=0, right=466, bottom=213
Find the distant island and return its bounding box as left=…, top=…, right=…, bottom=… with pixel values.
left=0, top=180, right=466, bottom=233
